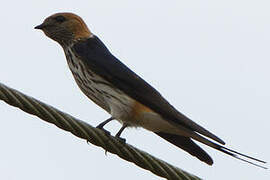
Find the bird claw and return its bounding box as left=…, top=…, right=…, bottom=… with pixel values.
left=116, top=136, right=126, bottom=143
left=101, top=129, right=111, bottom=136
left=96, top=126, right=111, bottom=136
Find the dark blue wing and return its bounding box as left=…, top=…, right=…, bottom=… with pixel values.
left=72, top=36, right=225, bottom=145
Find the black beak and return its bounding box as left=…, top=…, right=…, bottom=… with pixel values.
left=34, top=23, right=46, bottom=30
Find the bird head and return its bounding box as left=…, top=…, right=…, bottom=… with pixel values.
left=35, top=12, right=92, bottom=45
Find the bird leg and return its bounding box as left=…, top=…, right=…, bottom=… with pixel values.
left=115, top=124, right=128, bottom=143
left=96, top=117, right=114, bottom=135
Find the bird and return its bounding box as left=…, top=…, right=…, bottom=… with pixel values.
left=35, top=12, right=266, bottom=168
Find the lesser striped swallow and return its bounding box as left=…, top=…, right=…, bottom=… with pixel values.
left=35, top=12, right=266, bottom=168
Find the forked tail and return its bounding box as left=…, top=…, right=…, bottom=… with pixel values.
left=216, top=145, right=267, bottom=169
left=188, top=129, right=267, bottom=169
left=155, top=132, right=267, bottom=169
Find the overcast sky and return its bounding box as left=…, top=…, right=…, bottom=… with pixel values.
left=0, top=1, right=269, bottom=179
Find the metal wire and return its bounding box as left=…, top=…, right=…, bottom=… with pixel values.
left=0, top=82, right=201, bottom=180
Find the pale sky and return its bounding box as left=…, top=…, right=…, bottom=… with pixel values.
left=0, top=1, right=269, bottom=179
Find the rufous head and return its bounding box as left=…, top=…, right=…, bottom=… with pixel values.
left=35, top=12, right=92, bottom=45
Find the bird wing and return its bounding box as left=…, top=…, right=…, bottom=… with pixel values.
left=72, top=36, right=225, bottom=145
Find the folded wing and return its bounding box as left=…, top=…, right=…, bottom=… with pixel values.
left=72, top=36, right=225, bottom=145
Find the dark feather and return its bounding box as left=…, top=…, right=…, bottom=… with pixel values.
left=156, top=132, right=267, bottom=168
left=72, top=36, right=225, bottom=145
left=156, top=132, right=213, bottom=165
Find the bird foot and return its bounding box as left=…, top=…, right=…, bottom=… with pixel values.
left=116, top=136, right=126, bottom=143
left=96, top=126, right=111, bottom=136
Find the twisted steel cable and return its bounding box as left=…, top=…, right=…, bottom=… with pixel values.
left=0, top=82, right=201, bottom=180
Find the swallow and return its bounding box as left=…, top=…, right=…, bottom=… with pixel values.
left=35, top=12, right=266, bottom=168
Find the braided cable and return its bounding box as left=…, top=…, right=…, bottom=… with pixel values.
left=0, top=82, right=201, bottom=180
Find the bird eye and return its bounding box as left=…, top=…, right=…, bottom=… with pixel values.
left=54, top=16, right=66, bottom=23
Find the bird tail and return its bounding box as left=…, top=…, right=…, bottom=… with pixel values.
left=156, top=132, right=214, bottom=165
left=214, top=145, right=267, bottom=169
left=155, top=132, right=267, bottom=169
